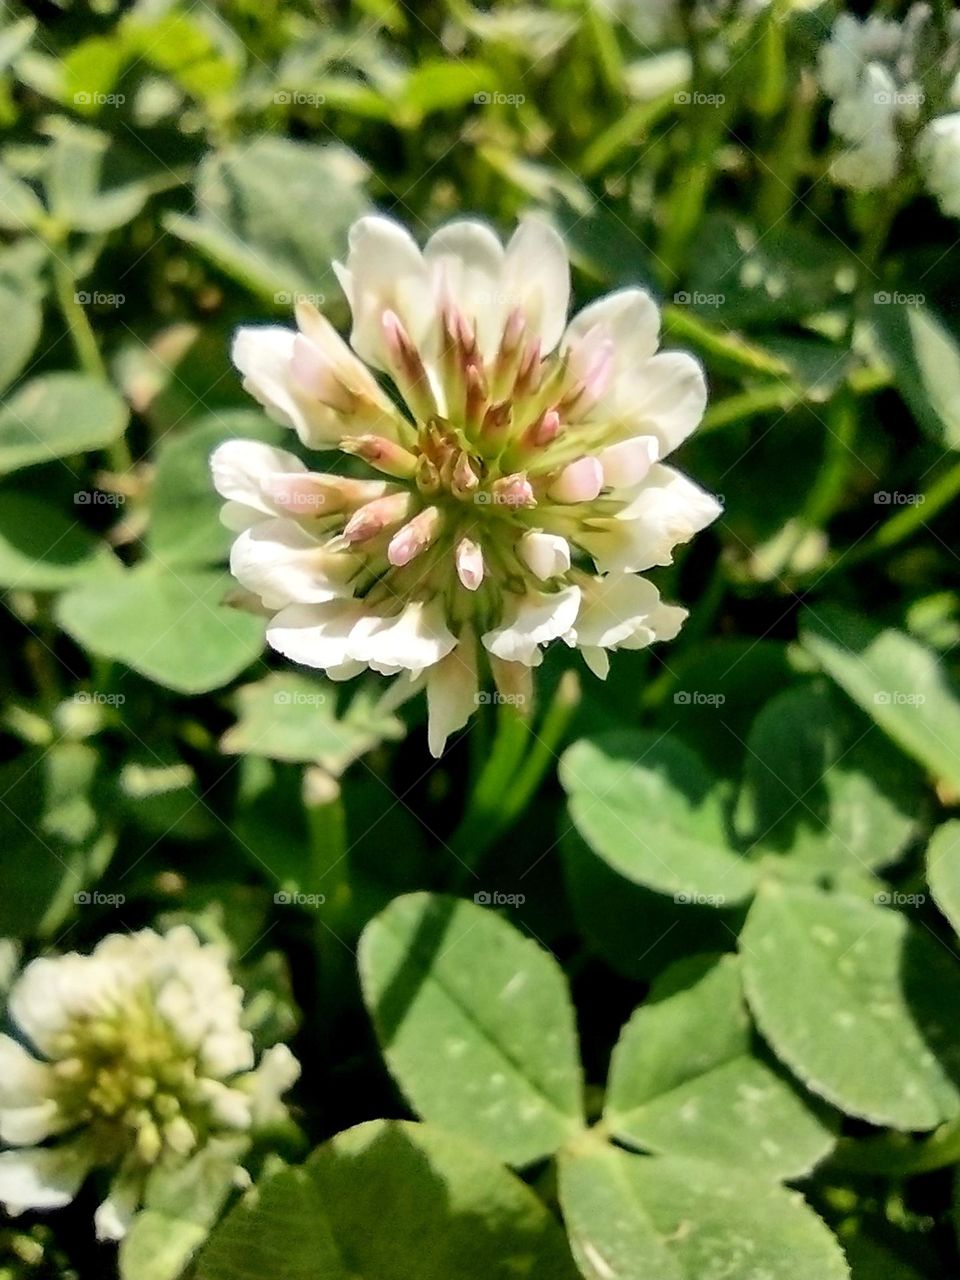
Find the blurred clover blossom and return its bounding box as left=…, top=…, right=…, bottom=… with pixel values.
left=0, top=928, right=299, bottom=1242
left=818, top=5, right=960, bottom=196
left=212, top=215, right=720, bottom=755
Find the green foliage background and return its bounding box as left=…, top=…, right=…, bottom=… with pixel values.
left=3, top=0, right=960, bottom=1276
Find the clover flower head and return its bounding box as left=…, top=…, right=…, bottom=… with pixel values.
left=0, top=927, right=299, bottom=1241
left=818, top=5, right=960, bottom=191
left=212, top=215, right=721, bottom=755
left=919, top=112, right=960, bottom=216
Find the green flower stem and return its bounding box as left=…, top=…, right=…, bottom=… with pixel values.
left=832, top=456, right=960, bottom=572
left=49, top=250, right=135, bottom=477
left=450, top=705, right=531, bottom=871
left=495, top=671, right=580, bottom=835
left=305, top=772, right=354, bottom=1025
left=50, top=253, right=106, bottom=381
left=799, top=389, right=858, bottom=532
left=830, top=1115, right=960, bottom=1177
left=450, top=675, right=579, bottom=876
left=755, top=70, right=817, bottom=229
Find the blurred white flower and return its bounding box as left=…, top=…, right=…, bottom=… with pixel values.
left=0, top=927, right=298, bottom=1242
left=919, top=112, right=960, bottom=216
left=213, top=215, right=721, bottom=755
left=817, top=7, right=933, bottom=191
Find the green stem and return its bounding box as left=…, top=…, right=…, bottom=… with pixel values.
left=495, top=671, right=580, bottom=833
left=449, top=706, right=531, bottom=873
left=831, top=1115, right=960, bottom=1177
left=50, top=254, right=106, bottom=381
left=50, top=250, right=134, bottom=475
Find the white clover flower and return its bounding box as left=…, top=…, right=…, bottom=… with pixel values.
left=213, top=215, right=721, bottom=755
left=817, top=6, right=935, bottom=191
left=0, top=927, right=299, bottom=1242
left=919, top=112, right=960, bottom=216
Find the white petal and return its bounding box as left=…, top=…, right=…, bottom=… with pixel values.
left=356, top=600, right=457, bottom=673
left=581, top=646, right=610, bottom=679
left=579, top=464, right=721, bottom=573
left=606, top=351, right=707, bottom=457
left=94, top=1168, right=143, bottom=1242
left=249, top=1043, right=300, bottom=1129
left=0, top=1035, right=54, bottom=1110
left=210, top=440, right=307, bottom=521
left=567, top=574, right=687, bottom=651
left=267, top=600, right=367, bottom=672
left=563, top=287, right=661, bottom=365
left=426, top=629, right=479, bottom=757
left=501, top=218, right=570, bottom=353
left=0, top=1142, right=92, bottom=1214
left=598, top=435, right=659, bottom=489
left=231, top=328, right=357, bottom=448
left=489, top=657, right=534, bottom=710
left=424, top=220, right=506, bottom=359
left=519, top=530, right=571, bottom=581
left=337, top=215, right=434, bottom=368
left=482, top=586, right=581, bottom=666
left=230, top=520, right=354, bottom=610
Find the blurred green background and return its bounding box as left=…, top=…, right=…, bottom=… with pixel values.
left=3, top=0, right=960, bottom=1277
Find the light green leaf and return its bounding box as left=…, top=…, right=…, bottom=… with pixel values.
left=559, top=730, right=757, bottom=904
left=0, top=161, right=43, bottom=230
left=42, top=120, right=165, bottom=232
left=872, top=301, right=960, bottom=449
left=147, top=411, right=282, bottom=567
left=359, top=893, right=584, bottom=1166
left=801, top=604, right=960, bottom=796
left=0, top=742, right=115, bottom=939
left=0, top=279, right=42, bottom=394
left=0, top=487, right=120, bottom=589
left=605, top=955, right=835, bottom=1180
left=740, top=882, right=960, bottom=1129
left=120, top=1137, right=249, bottom=1280
left=928, top=821, right=960, bottom=939
left=737, top=683, right=918, bottom=875
left=0, top=373, right=129, bottom=475
left=165, top=137, right=368, bottom=304
left=559, top=1145, right=850, bottom=1280
left=197, top=1120, right=579, bottom=1280
left=56, top=565, right=265, bottom=694
left=221, top=672, right=403, bottom=776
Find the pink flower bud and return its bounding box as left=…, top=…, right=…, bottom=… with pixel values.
left=339, top=434, right=419, bottom=479
left=491, top=473, right=536, bottom=508
left=342, top=492, right=412, bottom=544
left=455, top=538, right=484, bottom=591
left=387, top=506, right=443, bottom=567
left=549, top=456, right=603, bottom=503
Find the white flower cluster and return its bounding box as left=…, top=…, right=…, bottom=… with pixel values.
left=818, top=4, right=960, bottom=209
left=213, top=215, right=721, bottom=755
left=0, top=927, right=299, bottom=1241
